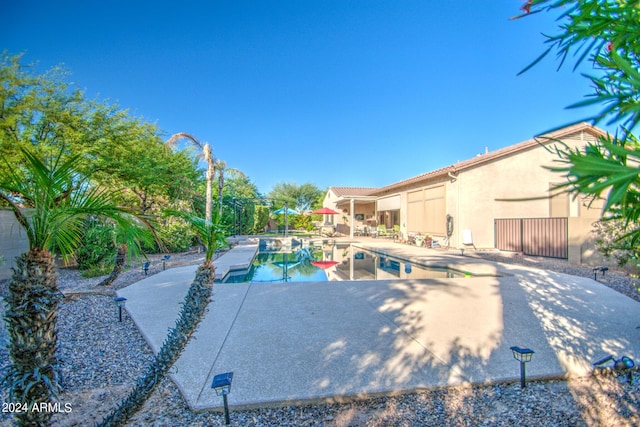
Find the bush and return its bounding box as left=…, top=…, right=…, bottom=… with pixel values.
left=155, top=217, right=197, bottom=253
left=76, top=220, right=116, bottom=270
left=253, top=206, right=270, bottom=233
left=294, top=215, right=315, bottom=232
left=81, top=265, right=112, bottom=278
left=593, top=219, right=640, bottom=267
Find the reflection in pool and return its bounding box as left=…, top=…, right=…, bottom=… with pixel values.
left=221, top=244, right=470, bottom=283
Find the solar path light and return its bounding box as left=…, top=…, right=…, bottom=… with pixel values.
left=114, top=297, right=127, bottom=322
left=510, top=346, right=534, bottom=388
left=162, top=254, right=171, bottom=270
left=592, top=266, right=609, bottom=280
left=212, top=371, right=234, bottom=425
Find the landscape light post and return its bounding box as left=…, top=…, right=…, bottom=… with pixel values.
left=114, top=297, right=127, bottom=322
left=510, top=346, right=534, bottom=388
left=211, top=371, right=234, bottom=425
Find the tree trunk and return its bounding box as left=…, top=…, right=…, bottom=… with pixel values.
left=4, top=249, right=61, bottom=427
left=98, top=244, right=127, bottom=287
left=97, top=260, right=215, bottom=427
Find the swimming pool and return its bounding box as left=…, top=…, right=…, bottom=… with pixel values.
left=221, top=244, right=472, bottom=283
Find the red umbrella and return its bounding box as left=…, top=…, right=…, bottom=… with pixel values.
left=311, top=261, right=339, bottom=269
left=311, top=207, right=340, bottom=215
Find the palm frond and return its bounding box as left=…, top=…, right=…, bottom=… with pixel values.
left=163, top=209, right=228, bottom=261
left=1, top=146, right=156, bottom=258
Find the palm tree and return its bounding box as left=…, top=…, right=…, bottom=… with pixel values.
left=98, top=210, right=227, bottom=427
left=97, top=223, right=155, bottom=287
left=214, top=159, right=245, bottom=216
left=165, top=132, right=215, bottom=223
left=0, top=147, right=150, bottom=427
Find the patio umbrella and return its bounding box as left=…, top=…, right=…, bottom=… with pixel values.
left=273, top=253, right=301, bottom=281
left=311, top=207, right=340, bottom=215
left=273, top=207, right=300, bottom=215
left=272, top=207, right=299, bottom=237
left=311, top=207, right=341, bottom=236
left=311, top=260, right=339, bottom=270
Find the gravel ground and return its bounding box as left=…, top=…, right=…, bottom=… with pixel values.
left=1, top=250, right=639, bottom=426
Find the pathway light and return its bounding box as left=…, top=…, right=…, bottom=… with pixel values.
left=212, top=371, right=234, bottom=424
left=510, top=346, right=534, bottom=388
left=162, top=255, right=171, bottom=270
left=114, top=297, right=127, bottom=322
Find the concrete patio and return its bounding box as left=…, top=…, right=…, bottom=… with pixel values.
left=117, top=240, right=640, bottom=412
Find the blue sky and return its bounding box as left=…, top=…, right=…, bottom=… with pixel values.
left=2, top=1, right=605, bottom=194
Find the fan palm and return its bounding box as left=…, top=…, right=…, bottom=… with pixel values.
left=165, top=132, right=215, bottom=223
left=0, top=147, right=151, bottom=427
left=98, top=210, right=227, bottom=427
left=97, top=224, right=156, bottom=287
left=214, top=159, right=245, bottom=216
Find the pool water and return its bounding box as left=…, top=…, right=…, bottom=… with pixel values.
left=221, top=245, right=471, bottom=283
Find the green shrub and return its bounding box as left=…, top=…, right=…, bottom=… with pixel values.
left=253, top=205, right=270, bottom=233
left=294, top=215, right=315, bottom=231
left=81, top=265, right=112, bottom=278
left=76, top=219, right=116, bottom=270
left=593, top=219, right=640, bottom=268
left=143, top=217, right=196, bottom=253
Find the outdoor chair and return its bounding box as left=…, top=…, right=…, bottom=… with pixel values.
left=393, top=225, right=400, bottom=240
left=377, top=225, right=388, bottom=238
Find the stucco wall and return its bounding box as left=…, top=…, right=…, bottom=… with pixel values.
left=0, top=209, right=29, bottom=280
left=448, top=131, right=599, bottom=249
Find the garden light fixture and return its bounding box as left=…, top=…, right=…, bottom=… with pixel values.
left=592, top=266, right=609, bottom=280
left=162, top=254, right=171, bottom=270
left=212, top=371, right=234, bottom=424
left=510, top=346, right=534, bottom=388
left=114, top=297, right=127, bottom=322
left=594, top=354, right=635, bottom=384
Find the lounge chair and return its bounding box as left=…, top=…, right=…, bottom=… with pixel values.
left=377, top=225, right=388, bottom=238
left=393, top=225, right=401, bottom=240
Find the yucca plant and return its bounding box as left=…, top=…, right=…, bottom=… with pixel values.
left=0, top=146, right=152, bottom=427
left=98, top=210, right=227, bottom=427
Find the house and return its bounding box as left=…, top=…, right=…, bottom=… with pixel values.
left=323, top=122, right=607, bottom=264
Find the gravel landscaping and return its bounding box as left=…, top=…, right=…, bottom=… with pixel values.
left=1, top=249, right=639, bottom=426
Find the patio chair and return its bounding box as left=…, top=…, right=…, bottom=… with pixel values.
left=393, top=225, right=400, bottom=240
left=377, top=224, right=388, bottom=238
left=460, top=229, right=477, bottom=255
